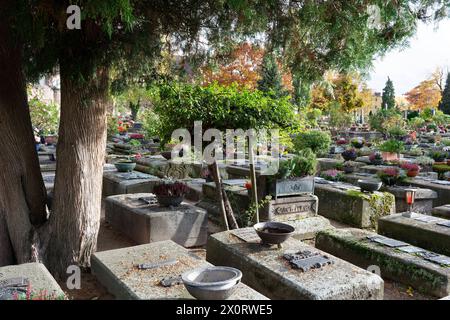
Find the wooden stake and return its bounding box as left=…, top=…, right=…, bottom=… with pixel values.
left=248, top=136, right=259, bottom=224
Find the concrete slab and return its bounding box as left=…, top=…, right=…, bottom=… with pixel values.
left=105, top=193, right=208, bottom=247
left=378, top=213, right=450, bottom=256
left=432, top=205, right=450, bottom=220
left=0, top=263, right=65, bottom=299
left=316, top=228, right=450, bottom=298
left=206, top=229, right=383, bottom=300
left=102, top=171, right=161, bottom=197
left=405, top=178, right=450, bottom=207
left=314, top=183, right=395, bottom=229
left=91, top=241, right=267, bottom=300
left=382, top=186, right=437, bottom=214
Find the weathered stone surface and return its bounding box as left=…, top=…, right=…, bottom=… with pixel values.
left=182, top=178, right=206, bottom=201
left=359, top=165, right=397, bottom=175
left=206, top=230, right=383, bottom=300
left=317, top=158, right=343, bottom=172
left=91, top=241, right=267, bottom=300
left=260, top=194, right=318, bottom=222
left=405, top=178, right=450, bottom=207
left=316, top=228, right=450, bottom=298
left=381, top=186, right=437, bottom=214
left=314, top=183, right=395, bottom=228
left=0, top=263, right=65, bottom=299
left=378, top=213, right=450, bottom=256
left=102, top=171, right=161, bottom=197
left=286, top=216, right=334, bottom=241
left=105, top=193, right=208, bottom=247
left=432, top=205, right=450, bottom=219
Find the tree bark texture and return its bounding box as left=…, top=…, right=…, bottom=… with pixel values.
left=45, top=65, right=109, bottom=277
left=0, top=15, right=48, bottom=266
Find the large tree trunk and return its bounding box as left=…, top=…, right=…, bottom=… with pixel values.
left=45, top=65, right=109, bottom=277
left=0, top=15, right=48, bottom=266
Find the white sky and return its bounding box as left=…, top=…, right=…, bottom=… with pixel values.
left=367, top=19, right=450, bottom=95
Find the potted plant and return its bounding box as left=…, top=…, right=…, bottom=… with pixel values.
left=320, top=169, right=344, bottom=181
left=268, top=148, right=317, bottom=197
left=153, top=182, right=189, bottom=207
left=401, top=163, right=420, bottom=178
left=429, top=151, right=447, bottom=163
left=114, top=154, right=141, bottom=172
left=379, top=139, right=405, bottom=161
left=351, top=138, right=365, bottom=149
left=432, top=164, right=450, bottom=180
left=336, top=138, right=348, bottom=145
left=341, top=148, right=358, bottom=161
left=377, top=168, right=406, bottom=186
left=369, top=152, right=383, bottom=165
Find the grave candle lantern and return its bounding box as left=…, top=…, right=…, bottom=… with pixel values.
left=403, top=188, right=416, bottom=217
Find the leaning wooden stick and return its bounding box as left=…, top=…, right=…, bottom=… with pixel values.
left=208, top=161, right=238, bottom=230
left=248, top=136, right=259, bottom=224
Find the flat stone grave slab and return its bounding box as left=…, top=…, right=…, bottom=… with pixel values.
left=0, top=263, right=65, bottom=300
left=317, top=158, right=343, bottom=172
left=105, top=193, right=208, bottom=247
left=381, top=186, right=437, bottom=214
left=405, top=178, right=450, bottom=207
left=314, top=182, right=395, bottom=229
left=341, top=172, right=377, bottom=185
left=378, top=213, right=450, bottom=256
left=432, top=205, right=450, bottom=219
left=359, top=165, right=397, bottom=175
left=206, top=229, right=383, bottom=300
left=316, top=228, right=450, bottom=298
left=102, top=171, right=161, bottom=197
left=91, top=240, right=267, bottom=300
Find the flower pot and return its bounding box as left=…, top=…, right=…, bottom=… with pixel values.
left=156, top=195, right=184, bottom=207
left=114, top=162, right=136, bottom=172
left=381, top=152, right=398, bottom=162
left=407, top=170, right=419, bottom=178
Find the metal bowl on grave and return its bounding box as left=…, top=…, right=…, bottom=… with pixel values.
left=357, top=179, right=382, bottom=192
left=155, top=195, right=184, bottom=207
left=114, top=161, right=136, bottom=172
left=253, top=221, right=295, bottom=245
left=181, top=266, right=242, bottom=300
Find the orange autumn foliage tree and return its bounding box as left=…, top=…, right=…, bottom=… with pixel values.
left=202, top=43, right=292, bottom=91
left=405, top=78, right=442, bottom=111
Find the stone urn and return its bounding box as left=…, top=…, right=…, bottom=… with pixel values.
left=114, top=161, right=136, bottom=172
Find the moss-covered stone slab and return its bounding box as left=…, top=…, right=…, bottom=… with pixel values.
left=316, top=228, right=450, bottom=298
left=0, top=263, right=65, bottom=300
left=206, top=229, right=383, bottom=300
left=105, top=193, right=208, bottom=247
left=378, top=213, right=450, bottom=257
left=314, top=184, right=395, bottom=229
left=432, top=205, right=450, bottom=220
left=102, top=171, right=161, bottom=197
left=317, top=158, right=343, bottom=172
left=91, top=241, right=267, bottom=300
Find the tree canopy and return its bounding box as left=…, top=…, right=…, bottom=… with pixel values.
left=382, top=77, right=396, bottom=109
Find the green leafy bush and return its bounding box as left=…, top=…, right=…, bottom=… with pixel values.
left=153, top=82, right=300, bottom=144
left=29, top=97, right=59, bottom=135
left=276, top=148, right=317, bottom=179
left=379, top=139, right=405, bottom=153
left=293, top=130, right=331, bottom=155
left=141, top=108, right=161, bottom=139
